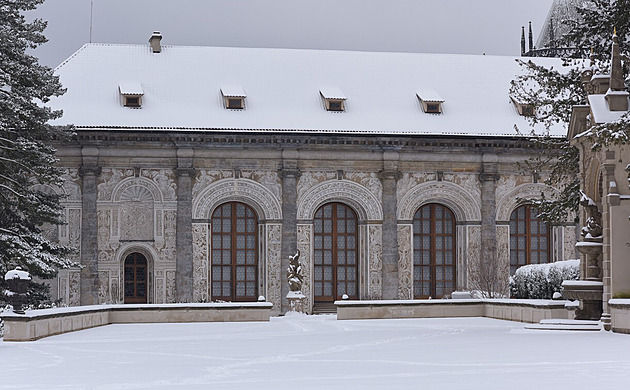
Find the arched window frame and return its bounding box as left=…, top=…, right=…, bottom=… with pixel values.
left=210, top=202, right=259, bottom=302
left=509, top=205, right=551, bottom=275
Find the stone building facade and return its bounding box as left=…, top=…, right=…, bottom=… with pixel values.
left=47, top=37, right=577, bottom=314
left=49, top=133, right=577, bottom=314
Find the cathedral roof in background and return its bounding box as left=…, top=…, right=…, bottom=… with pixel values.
left=536, top=0, right=588, bottom=50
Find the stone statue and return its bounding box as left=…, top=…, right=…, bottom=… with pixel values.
left=287, top=250, right=303, bottom=292
left=579, top=191, right=602, bottom=238
left=286, top=250, right=306, bottom=313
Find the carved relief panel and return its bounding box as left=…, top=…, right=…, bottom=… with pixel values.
left=241, top=170, right=282, bottom=202
left=397, top=224, right=413, bottom=299
left=297, top=171, right=337, bottom=200
left=265, top=224, right=283, bottom=313
left=397, top=172, right=437, bottom=204
left=193, top=170, right=234, bottom=199
left=119, top=185, right=155, bottom=241
left=192, top=223, right=209, bottom=302
left=495, top=225, right=510, bottom=283
left=442, top=173, right=481, bottom=200
left=297, top=224, right=313, bottom=313
left=367, top=224, right=383, bottom=299
left=345, top=172, right=383, bottom=201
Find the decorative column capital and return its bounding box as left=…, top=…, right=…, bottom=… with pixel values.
left=78, top=166, right=102, bottom=177
left=480, top=173, right=499, bottom=182
left=379, top=170, right=402, bottom=180
left=176, top=167, right=195, bottom=178
left=280, top=168, right=301, bottom=179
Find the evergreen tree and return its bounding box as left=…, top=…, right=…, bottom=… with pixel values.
left=0, top=0, right=77, bottom=305
left=510, top=0, right=630, bottom=224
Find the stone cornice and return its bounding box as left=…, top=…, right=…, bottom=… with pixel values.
left=66, top=129, right=547, bottom=151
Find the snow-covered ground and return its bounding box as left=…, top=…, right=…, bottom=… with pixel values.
left=1, top=315, right=629, bottom=389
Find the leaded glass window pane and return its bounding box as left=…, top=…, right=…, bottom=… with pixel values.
left=211, top=202, right=258, bottom=301
left=412, top=204, right=456, bottom=298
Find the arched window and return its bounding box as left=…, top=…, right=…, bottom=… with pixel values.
left=413, top=204, right=456, bottom=299
left=211, top=202, right=258, bottom=301
left=313, top=203, right=358, bottom=303
left=510, top=205, right=550, bottom=275
left=124, top=252, right=148, bottom=304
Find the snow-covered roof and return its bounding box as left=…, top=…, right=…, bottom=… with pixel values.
left=416, top=89, right=444, bottom=103
left=118, top=82, right=144, bottom=96
left=50, top=43, right=567, bottom=136
left=220, top=86, right=247, bottom=98
left=588, top=94, right=630, bottom=124
left=319, top=87, right=347, bottom=100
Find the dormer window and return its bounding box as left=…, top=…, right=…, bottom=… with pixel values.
left=119, top=82, right=144, bottom=108
left=416, top=90, right=444, bottom=114
left=320, top=87, right=347, bottom=112
left=510, top=96, right=535, bottom=116
left=426, top=103, right=440, bottom=113
left=125, top=97, right=140, bottom=107
left=221, top=86, right=246, bottom=110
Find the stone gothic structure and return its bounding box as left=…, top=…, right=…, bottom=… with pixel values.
left=46, top=35, right=577, bottom=314
left=567, top=31, right=630, bottom=331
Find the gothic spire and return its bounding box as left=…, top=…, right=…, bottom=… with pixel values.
left=528, top=21, right=533, bottom=52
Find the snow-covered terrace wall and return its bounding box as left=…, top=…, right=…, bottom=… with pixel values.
left=336, top=299, right=572, bottom=323
left=1, top=302, right=273, bottom=341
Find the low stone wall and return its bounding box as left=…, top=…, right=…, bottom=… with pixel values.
left=1, top=302, right=273, bottom=342
left=484, top=300, right=571, bottom=323
left=609, top=299, right=630, bottom=334
left=336, top=299, right=571, bottom=323
left=336, top=300, right=484, bottom=320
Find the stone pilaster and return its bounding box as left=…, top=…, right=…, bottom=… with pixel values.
left=381, top=151, right=400, bottom=299
left=280, top=149, right=299, bottom=313
left=79, top=147, right=100, bottom=306
left=175, top=148, right=194, bottom=302
left=480, top=153, right=499, bottom=292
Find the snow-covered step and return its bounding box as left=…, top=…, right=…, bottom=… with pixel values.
left=524, top=319, right=602, bottom=331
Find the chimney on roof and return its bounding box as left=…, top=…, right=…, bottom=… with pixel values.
left=149, top=31, right=162, bottom=53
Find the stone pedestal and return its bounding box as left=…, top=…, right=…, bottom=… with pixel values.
left=562, top=238, right=604, bottom=321
left=562, top=280, right=603, bottom=320
left=286, top=291, right=306, bottom=313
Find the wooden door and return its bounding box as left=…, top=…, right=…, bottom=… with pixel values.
left=124, top=252, right=148, bottom=304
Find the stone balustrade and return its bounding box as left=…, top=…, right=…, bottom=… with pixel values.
left=1, top=302, right=273, bottom=341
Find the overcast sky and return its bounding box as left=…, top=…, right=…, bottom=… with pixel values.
left=29, top=0, right=554, bottom=68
